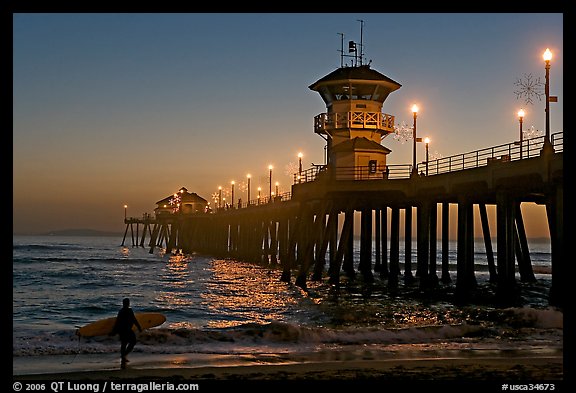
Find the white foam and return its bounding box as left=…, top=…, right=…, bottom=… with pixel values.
left=506, top=306, right=563, bottom=329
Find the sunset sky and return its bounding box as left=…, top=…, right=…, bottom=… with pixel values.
left=13, top=13, right=563, bottom=237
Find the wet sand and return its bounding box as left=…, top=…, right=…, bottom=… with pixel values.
left=14, top=349, right=564, bottom=386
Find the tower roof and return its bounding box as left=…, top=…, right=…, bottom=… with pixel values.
left=309, top=65, right=401, bottom=91
left=331, top=137, right=392, bottom=154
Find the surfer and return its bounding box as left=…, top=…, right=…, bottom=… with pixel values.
left=111, top=298, right=142, bottom=363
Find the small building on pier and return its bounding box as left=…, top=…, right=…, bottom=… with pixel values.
left=154, top=187, right=208, bottom=217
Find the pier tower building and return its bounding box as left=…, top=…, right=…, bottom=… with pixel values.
left=309, top=30, right=401, bottom=180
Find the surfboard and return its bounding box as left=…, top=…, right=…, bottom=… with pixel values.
left=76, top=312, right=166, bottom=337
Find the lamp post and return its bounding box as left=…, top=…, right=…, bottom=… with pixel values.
left=257, top=187, right=261, bottom=205
left=231, top=181, right=235, bottom=209
left=424, top=137, right=430, bottom=176
left=542, top=48, right=554, bottom=154
left=247, top=174, right=251, bottom=206
left=268, top=165, right=273, bottom=202
left=298, top=152, right=303, bottom=182
left=218, top=186, right=222, bottom=210
left=124, top=205, right=127, bottom=221
left=411, top=104, right=419, bottom=176
left=275, top=181, right=279, bottom=197
left=517, top=109, right=525, bottom=159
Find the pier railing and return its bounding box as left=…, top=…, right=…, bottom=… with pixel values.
left=233, top=191, right=292, bottom=209
left=293, top=131, right=563, bottom=184
left=417, top=131, right=563, bottom=176
left=140, top=132, right=562, bottom=218
left=293, top=163, right=412, bottom=183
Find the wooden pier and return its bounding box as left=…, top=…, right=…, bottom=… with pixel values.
left=122, top=49, right=563, bottom=308
left=122, top=132, right=563, bottom=307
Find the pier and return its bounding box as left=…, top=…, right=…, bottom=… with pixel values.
left=122, top=132, right=563, bottom=307
left=122, top=39, right=563, bottom=308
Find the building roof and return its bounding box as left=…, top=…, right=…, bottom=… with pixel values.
left=332, top=137, right=392, bottom=154
left=309, top=65, right=402, bottom=91
left=155, top=187, right=208, bottom=205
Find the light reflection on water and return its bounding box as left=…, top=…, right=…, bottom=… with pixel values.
left=155, top=254, right=198, bottom=308
left=13, top=234, right=554, bottom=335
left=202, top=259, right=299, bottom=328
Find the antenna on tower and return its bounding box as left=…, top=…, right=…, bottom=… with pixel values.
left=337, top=20, right=367, bottom=68
left=357, top=19, right=364, bottom=66
left=338, top=32, right=345, bottom=68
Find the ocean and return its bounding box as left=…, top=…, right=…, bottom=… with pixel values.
left=12, top=235, right=563, bottom=379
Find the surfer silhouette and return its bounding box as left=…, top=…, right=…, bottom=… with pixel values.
left=111, top=298, right=142, bottom=363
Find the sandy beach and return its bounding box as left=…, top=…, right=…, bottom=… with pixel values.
left=14, top=349, right=564, bottom=387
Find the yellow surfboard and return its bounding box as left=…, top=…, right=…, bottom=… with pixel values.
left=76, top=312, right=166, bottom=337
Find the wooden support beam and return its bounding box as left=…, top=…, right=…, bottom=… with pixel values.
left=404, top=206, right=414, bottom=284
left=374, top=208, right=381, bottom=272
left=328, top=209, right=353, bottom=285
left=496, top=192, right=518, bottom=303
left=441, top=202, right=451, bottom=283
left=130, top=223, right=135, bottom=247
left=380, top=206, right=389, bottom=278
left=261, top=218, right=270, bottom=265
left=428, top=203, right=438, bottom=285
left=278, top=217, right=289, bottom=267
left=479, top=203, right=497, bottom=283
left=514, top=203, right=536, bottom=282
left=416, top=202, right=430, bottom=282
left=148, top=223, right=160, bottom=253
left=270, top=220, right=279, bottom=265
left=281, top=212, right=300, bottom=283
left=547, top=183, right=563, bottom=307
left=296, top=204, right=326, bottom=289
left=328, top=210, right=338, bottom=272
left=342, top=209, right=355, bottom=278
left=121, top=224, right=129, bottom=246
left=166, top=221, right=180, bottom=254
left=389, top=206, right=400, bottom=287
left=358, top=208, right=374, bottom=282
left=311, top=213, right=327, bottom=280
left=456, top=199, right=476, bottom=301
left=313, top=206, right=334, bottom=281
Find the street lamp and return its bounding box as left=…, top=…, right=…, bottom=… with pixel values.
left=517, top=109, right=525, bottom=158
left=268, top=165, right=273, bottom=202
left=424, top=137, right=430, bottom=176
left=257, top=187, right=261, bottom=205
left=542, top=48, right=554, bottom=154
left=247, top=174, right=251, bottom=206
left=231, top=181, right=235, bottom=209
left=411, top=104, right=419, bottom=176
left=218, top=186, right=222, bottom=210
left=124, top=204, right=127, bottom=221
left=275, top=181, right=279, bottom=197
left=298, top=152, right=303, bottom=181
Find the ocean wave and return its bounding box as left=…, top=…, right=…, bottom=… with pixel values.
left=13, top=307, right=562, bottom=357
left=13, top=244, right=84, bottom=251
left=503, top=306, right=563, bottom=329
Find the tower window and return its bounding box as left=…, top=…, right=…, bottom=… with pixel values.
left=369, top=160, right=377, bottom=173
